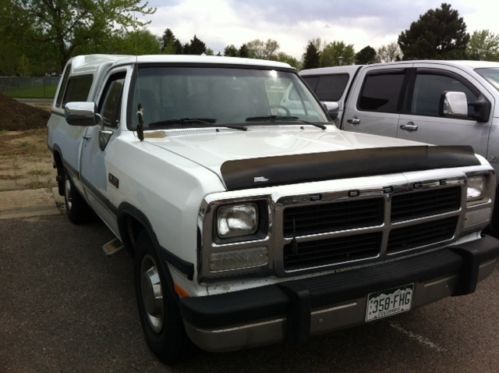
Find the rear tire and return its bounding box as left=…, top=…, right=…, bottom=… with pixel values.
left=63, top=172, right=94, bottom=224
left=134, top=230, right=195, bottom=364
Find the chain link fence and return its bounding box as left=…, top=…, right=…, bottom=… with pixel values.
left=0, top=76, right=59, bottom=99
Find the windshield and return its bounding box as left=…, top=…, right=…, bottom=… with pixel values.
left=475, top=68, right=499, bottom=91
left=129, top=66, right=328, bottom=130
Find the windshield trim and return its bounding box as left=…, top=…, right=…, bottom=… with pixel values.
left=126, top=63, right=327, bottom=131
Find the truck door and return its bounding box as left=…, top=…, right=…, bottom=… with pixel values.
left=79, top=69, right=127, bottom=234
left=342, top=67, right=408, bottom=138
left=397, top=67, right=492, bottom=157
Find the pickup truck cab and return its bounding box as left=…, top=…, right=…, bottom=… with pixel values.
left=48, top=55, right=499, bottom=363
left=301, top=61, right=499, bottom=228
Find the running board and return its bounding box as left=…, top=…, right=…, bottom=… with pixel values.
left=102, top=238, right=124, bottom=256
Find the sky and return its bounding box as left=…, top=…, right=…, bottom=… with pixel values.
left=145, top=0, right=499, bottom=58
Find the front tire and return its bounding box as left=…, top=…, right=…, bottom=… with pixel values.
left=134, top=231, right=194, bottom=363
left=63, top=172, right=94, bottom=224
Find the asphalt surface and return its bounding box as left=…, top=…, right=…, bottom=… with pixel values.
left=1, top=215, right=499, bottom=372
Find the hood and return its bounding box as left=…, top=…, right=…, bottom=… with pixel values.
left=144, top=126, right=478, bottom=190
left=147, top=125, right=422, bottom=170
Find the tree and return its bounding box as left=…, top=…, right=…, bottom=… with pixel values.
left=320, top=41, right=355, bottom=67
left=376, top=42, right=403, bottom=63
left=467, top=30, right=499, bottom=61
left=161, top=28, right=182, bottom=54
left=10, top=0, right=156, bottom=70
left=246, top=39, right=280, bottom=59
left=112, top=30, right=161, bottom=55
left=184, top=35, right=206, bottom=55
left=0, top=0, right=58, bottom=75
left=275, top=52, right=300, bottom=69
left=224, top=44, right=238, bottom=57
left=302, top=41, right=320, bottom=69
left=355, top=46, right=376, bottom=64
left=238, top=44, right=249, bottom=58
left=263, top=39, right=279, bottom=59
left=398, top=3, right=469, bottom=60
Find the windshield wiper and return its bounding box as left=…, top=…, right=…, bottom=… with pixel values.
left=149, top=117, right=216, bottom=126
left=245, top=115, right=328, bottom=130
left=148, top=118, right=246, bottom=131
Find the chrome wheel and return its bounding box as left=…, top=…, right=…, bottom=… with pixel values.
left=64, top=177, right=72, bottom=211
left=140, top=254, right=165, bottom=333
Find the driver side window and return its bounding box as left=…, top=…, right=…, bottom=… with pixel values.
left=99, top=72, right=126, bottom=128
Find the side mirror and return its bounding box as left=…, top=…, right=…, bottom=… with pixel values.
left=64, top=102, right=98, bottom=126
left=440, top=91, right=491, bottom=123
left=322, top=101, right=339, bottom=120
left=440, top=91, right=468, bottom=118
left=469, top=96, right=491, bottom=123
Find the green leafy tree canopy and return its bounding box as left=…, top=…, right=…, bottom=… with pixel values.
left=246, top=39, right=280, bottom=59
left=467, top=30, right=499, bottom=61
left=320, top=41, right=355, bottom=67
left=10, top=0, right=156, bottom=70
left=376, top=42, right=403, bottom=63
left=224, top=44, right=238, bottom=57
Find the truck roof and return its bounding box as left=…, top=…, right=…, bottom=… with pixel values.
left=300, top=60, right=499, bottom=76
left=68, top=54, right=293, bottom=75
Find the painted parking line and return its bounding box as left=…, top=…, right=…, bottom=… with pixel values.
left=390, top=322, right=446, bottom=353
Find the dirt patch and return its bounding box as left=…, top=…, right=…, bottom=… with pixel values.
left=0, top=128, right=56, bottom=191
left=0, top=93, right=50, bottom=131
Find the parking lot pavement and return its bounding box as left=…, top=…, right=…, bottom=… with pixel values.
left=1, top=215, right=498, bottom=373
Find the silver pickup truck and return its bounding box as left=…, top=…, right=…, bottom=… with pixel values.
left=301, top=61, right=499, bottom=230
left=47, top=54, right=499, bottom=363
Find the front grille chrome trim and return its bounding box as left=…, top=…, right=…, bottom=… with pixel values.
left=279, top=180, right=465, bottom=273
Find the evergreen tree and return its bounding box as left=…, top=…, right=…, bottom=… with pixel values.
left=302, top=41, right=320, bottom=69
left=161, top=28, right=182, bottom=54
left=184, top=35, right=206, bottom=55
left=224, top=44, right=238, bottom=57
left=355, top=46, right=376, bottom=64
left=238, top=44, right=249, bottom=58
left=398, top=3, right=469, bottom=59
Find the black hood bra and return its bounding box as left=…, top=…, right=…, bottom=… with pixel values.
left=220, top=146, right=480, bottom=191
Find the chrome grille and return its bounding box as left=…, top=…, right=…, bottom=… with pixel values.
left=281, top=185, right=462, bottom=271
left=283, top=198, right=384, bottom=237
left=284, top=232, right=382, bottom=270
left=387, top=217, right=458, bottom=253
left=391, top=186, right=461, bottom=221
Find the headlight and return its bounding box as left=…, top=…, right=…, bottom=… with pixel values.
left=467, top=175, right=486, bottom=202
left=216, top=203, right=258, bottom=239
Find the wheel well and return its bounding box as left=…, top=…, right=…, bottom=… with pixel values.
left=53, top=151, right=64, bottom=195
left=120, top=214, right=146, bottom=256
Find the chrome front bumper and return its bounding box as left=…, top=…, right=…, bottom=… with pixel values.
left=180, top=236, right=499, bottom=352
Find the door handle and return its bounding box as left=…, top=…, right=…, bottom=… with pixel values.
left=82, top=135, right=92, bottom=141
left=347, top=117, right=361, bottom=125
left=400, top=122, right=418, bottom=132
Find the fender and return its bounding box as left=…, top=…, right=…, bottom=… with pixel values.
left=118, top=202, right=195, bottom=280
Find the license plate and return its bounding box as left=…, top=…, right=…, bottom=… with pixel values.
left=366, top=284, right=414, bottom=322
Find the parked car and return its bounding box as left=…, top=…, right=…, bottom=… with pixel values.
left=301, top=60, right=499, bottom=228
left=48, top=54, right=499, bottom=363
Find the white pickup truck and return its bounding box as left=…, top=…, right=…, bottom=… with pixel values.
left=48, top=54, right=499, bottom=363
left=301, top=61, right=499, bottom=229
